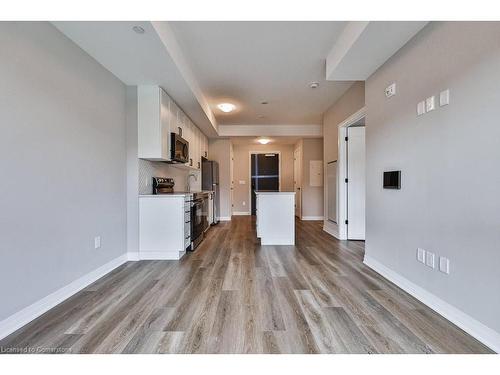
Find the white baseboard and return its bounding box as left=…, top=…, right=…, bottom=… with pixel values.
left=301, top=216, right=324, bottom=221
left=127, top=252, right=140, bottom=261
left=323, top=220, right=344, bottom=240
left=218, top=216, right=231, bottom=221
left=136, top=251, right=184, bottom=260
left=0, top=253, right=129, bottom=341
left=363, top=255, right=500, bottom=353
left=233, top=211, right=250, bottom=216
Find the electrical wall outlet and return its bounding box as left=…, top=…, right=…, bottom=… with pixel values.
left=425, top=96, right=435, bottom=112
left=94, top=236, right=101, bottom=249
left=439, top=89, right=450, bottom=106
left=417, top=248, right=426, bottom=263
left=439, top=257, right=450, bottom=274
left=425, top=251, right=435, bottom=268
left=417, top=101, right=426, bottom=116
left=385, top=83, right=396, bottom=98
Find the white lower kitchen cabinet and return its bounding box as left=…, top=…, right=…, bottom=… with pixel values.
left=255, top=192, right=295, bottom=245
left=139, top=195, right=191, bottom=260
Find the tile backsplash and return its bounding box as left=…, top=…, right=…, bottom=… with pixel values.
left=139, top=159, right=201, bottom=194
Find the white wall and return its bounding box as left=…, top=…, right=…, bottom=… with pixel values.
left=365, top=22, right=500, bottom=340
left=0, top=22, right=127, bottom=321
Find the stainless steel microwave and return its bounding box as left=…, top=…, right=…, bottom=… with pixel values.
left=171, top=132, right=189, bottom=163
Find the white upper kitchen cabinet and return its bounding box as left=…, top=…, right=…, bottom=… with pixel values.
left=194, top=125, right=201, bottom=170
left=138, top=85, right=207, bottom=168
left=138, top=86, right=173, bottom=161
left=183, top=117, right=193, bottom=167
left=172, top=101, right=186, bottom=137
left=202, top=134, right=208, bottom=160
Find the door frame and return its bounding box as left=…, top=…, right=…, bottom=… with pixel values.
left=248, top=151, right=282, bottom=215
left=293, top=142, right=303, bottom=219
left=323, top=107, right=366, bottom=240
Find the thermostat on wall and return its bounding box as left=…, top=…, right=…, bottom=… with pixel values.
left=383, top=171, right=401, bottom=189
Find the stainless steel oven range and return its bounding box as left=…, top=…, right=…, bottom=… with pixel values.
left=190, top=192, right=209, bottom=250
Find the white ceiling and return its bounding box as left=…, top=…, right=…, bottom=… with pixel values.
left=53, top=21, right=429, bottom=138
left=52, top=21, right=219, bottom=136
left=230, top=136, right=302, bottom=145
left=326, top=21, right=428, bottom=80
left=169, top=21, right=354, bottom=126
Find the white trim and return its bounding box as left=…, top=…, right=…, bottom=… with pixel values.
left=233, top=211, right=251, bottom=216
left=136, top=251, right=185, bottom=260
left=0, top=253, right=129, bottom=341
left=323, top=220, right=341, bottom=239
left=364, top=255, right=500, bottom=353
left=127, top=252, right=140, bottom=261
left=301, top=216, right=324, bottom=221
left=323, top=106, right=367, bottom=241
left=218, top=216, right=231, bottom=221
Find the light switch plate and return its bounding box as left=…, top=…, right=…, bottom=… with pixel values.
left=417, top=101, right=426, bottom=116
left=425, top=251, right=435, bottom=268
left=94, top=236, right=101, bottom=249
left=385, top=83, right=396, bottom=98
left=439, top=89, right=450, bottom=106
left=417, top=248, right=426, bottom=263
left=439, top=256, right=450, bottom=274
left=426, top=96, right=435, bottom=112
left=239, top=180, right=246, bottom=185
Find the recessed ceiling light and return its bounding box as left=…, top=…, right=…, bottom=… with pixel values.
left=258, top=138, right=271, bottom=145
left=217, top=103, right=236, bottom=113
left=132, top=26, right=145, bottom=34
left=309, top=82, right=320, bottom=89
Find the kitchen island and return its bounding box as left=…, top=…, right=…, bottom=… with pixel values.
left=255, top=191, right=295, bottom=245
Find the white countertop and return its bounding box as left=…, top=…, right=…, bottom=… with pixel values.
left=140, top=193, right=190, bottom=198
left=140, top=190, right=214, bottom=198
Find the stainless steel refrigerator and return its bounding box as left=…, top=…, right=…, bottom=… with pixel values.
left=201, top=158, right=219, bottom=224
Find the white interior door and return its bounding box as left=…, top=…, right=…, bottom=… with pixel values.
left=293, top=147, right=301, bottom=218
left=347, top=126, right=365, bottom=240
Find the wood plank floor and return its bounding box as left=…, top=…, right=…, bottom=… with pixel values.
left=0, top=217, right=492, bottom=353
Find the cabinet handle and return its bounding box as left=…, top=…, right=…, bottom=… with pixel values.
left=189, top=158, right=193, bottom=166
left=198, top=161, right=200, bottom=168
left=178, top=127, right=182, bottom=136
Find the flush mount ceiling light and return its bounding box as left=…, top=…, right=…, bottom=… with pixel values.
left=309, top=82, right=320, bottom=89
left=132, top=26, right=145, bottom=34
left=217, top=103, right=236, bottom=113
left=258, top=138, right=271, bottom=145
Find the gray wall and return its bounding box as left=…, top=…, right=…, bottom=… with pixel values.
left=0, top=22, right=127, bottom=320
left=365, top=22, right=500, bottom=334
